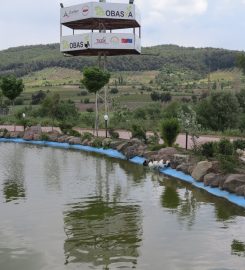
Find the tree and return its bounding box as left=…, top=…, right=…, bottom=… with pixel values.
left=82, top=67, right=110, bottom=136
left=196, top=91, right=241, bottom=131
left=160, top=118, right=180, bottom=147
left=237, top=54, right=245, bottom=75
left=0, top=75, right=24, bottom=107
left=40, top=93, right=60, bottom=130
left=178, top=106, right=201, bottom=150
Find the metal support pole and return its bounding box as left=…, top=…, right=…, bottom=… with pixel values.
left=185, top=132, right=188, bottom=150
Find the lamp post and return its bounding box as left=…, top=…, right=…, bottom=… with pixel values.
left=22, top=113, right=26, bottom=131
left=104, top=114, right=109, bottom=138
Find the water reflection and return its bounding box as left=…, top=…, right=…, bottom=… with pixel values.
left=63, top=197, right=142, bottom=269
left=2, top=145, right=25, bottom=203
left=231, top=240, right=245, bottom=257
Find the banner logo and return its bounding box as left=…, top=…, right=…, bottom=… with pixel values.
left=121, top=38, right=133, bottom=44
left=82, top=6, right=89, bottom=16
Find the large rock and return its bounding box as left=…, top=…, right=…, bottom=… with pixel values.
left=23, top=125, right=42, bottom=140
left=68, top=137, right=82, bottom=145
left=123, top=144, right=147, bottom=159
left=191, top=161, right=213, bottom=182
left=235, top=185, right=245, bottom=196
left=223, top=174, right=245, bottom=193
left=155, top=147, right=178, bottom=161
left=204, top=173, right=227, bottom=188
left=176, top=163, right=192, bottom=174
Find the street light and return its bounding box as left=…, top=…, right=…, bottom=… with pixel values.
left=60, top=3, right=64, bottom=8
left=129, top=0, right=134, bottom=4
left=104, top=114, right=109, bottom=138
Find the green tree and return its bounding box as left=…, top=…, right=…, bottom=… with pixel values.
left=160, top=118, right=180, bottom=147
left=40, top=93, right=60, bottom=130
left=196, top=91, right=241, bottom=131
left=0, top=75, right=24, bottom=107
left=178, top=106, right=201, bottom=150
left=237, top=54, right=245, bottom=74
left=82, top=67, right=110, bottom=136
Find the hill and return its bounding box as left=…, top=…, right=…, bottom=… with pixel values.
left=0, top=43, right=241, bottom=77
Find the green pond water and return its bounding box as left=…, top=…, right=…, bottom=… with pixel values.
left=0, top=143, right=245, bottom=270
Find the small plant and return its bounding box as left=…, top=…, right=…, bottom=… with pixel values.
left=81, top=132, right=93, bottom=141
left=201, top=142, right=217, bottom=158
left=40, top=133, right=49, bottom=141
left=84, top=98, right=90, bottom=104
left=160, top=118, right=180, bottom=147
left=218, top=138, right=234, bottom=156
left=233, top=139, right=245, bottom=150
left=86, top=108, right=94, bottom=113
left=131, top=124, right=147, bottom=142
left=65, top=129, right=81, bottom=137
left=110, top=88, right=119, bottom=94
left=108, top=128, right=119, bottom=139
left=218, top=154, right=238, bottom=173
left=80, top=90, right=88, bottom=96
left=149, top=143, right=166, bottom=151
left=91, top=137, right=103, bottom=147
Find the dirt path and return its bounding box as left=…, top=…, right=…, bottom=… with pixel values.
left=0, top=125, right=240, bottom=149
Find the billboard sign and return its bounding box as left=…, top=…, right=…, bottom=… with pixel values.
left=60, top=33, right=141, bottom=53
left=60, top=2, right=140, bottom=24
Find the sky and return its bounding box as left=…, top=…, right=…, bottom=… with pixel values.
left=0, top=0, right=245, bottom=51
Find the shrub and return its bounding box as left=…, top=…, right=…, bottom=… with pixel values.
left=86, top=108, right=94, bottom=113
left=218, top=154, right=238, bottom=173
left=149, top=144, right=166, bottom=151
left=91, top=137, right=103, bottom=147
left=201, top=142, right=217, bottom=158
left=233, top=139, right=245, bottom=150
left=131, top=124, right=147, bottom=142
left=110, top=88, right=119, bottom=94
left=81, top=132, right=93, bottom=141
left=147, top=132, right=160, bottom=145
left=15, top=97, right=24, bottom=105
left=218, top=138, right=234, bottom=156
left=65, top=129, right=81, bottom=137
left=84, top=98, right=90, bottom=104
left=80, top=90, right=88, bottom=96
left=40, top=133, right=49, bottom=141
left=108, top=128, right=119, bottom=139
left=160, top=118, right=180, bottom=147
left=31, top=90, right=46, bottom=105
left=59, top=121, right=74, bottom=132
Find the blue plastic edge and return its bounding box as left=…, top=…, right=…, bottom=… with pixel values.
left=1, top=138, right=244, bottom=208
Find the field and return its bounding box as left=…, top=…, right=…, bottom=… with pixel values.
left=7, top=67, right=242, bottom=113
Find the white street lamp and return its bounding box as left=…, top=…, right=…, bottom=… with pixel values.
left=104, top=114, right=109, bottom=138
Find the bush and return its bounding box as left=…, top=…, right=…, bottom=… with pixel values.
left=31, top=90, right=46, bottom=105
left=84, top=98, right=90, bottom=104
left=86, top=108, right=94, bottom=113
left=201, top=142, right=217, bottom=158
left=91, top=137, right=103, bottom=147
left=218, top=138, right=234, bottom=155
left=160, top=118, right=180, bottom=147
left=59, top=121, right=74, bottom=131
left=110, top=88, right=119, bottom=94
left=80, top=90, right=88, bottom=96
left=147, top=132, right=160, bottom=145
left=15, top=97, right=24, bottom=105
left=233, top=139, right=245, bottom=150
left=218, top=154, right=238, bottom=173
left=81, top=132, right=93, bottom=141
left=108, top=128, right=119, bottom=139
left=40, top=133, right=49, bottom=141
left=131, top=124, right=146, bottom=142
left=65, top=129, right=81, bottom=137
left=149, top=144, right=166, bottom=151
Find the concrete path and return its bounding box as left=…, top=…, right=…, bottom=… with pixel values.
left=0, top=125, right=240, bottom=149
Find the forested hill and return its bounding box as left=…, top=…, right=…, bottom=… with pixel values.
left=0, top=43, right=241, bottom=77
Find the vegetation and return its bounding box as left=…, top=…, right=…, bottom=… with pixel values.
left=0, top=44, right=240, bottom=77
left=0, top=75, right=24, bottom=106
left=160, top=118, right=180, bottom=147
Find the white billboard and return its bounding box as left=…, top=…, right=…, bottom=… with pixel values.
left=60, top=33, right=141, bottom=53
left=60, top=2, right=140, bottom=25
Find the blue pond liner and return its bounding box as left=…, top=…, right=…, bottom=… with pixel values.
left=0, top=138, right=245, bottom=208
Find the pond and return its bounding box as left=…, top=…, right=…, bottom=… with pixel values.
left=0, top=143, right=245, bottom=270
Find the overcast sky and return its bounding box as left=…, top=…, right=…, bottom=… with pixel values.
left=1, top=0, right=245, bottom=51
